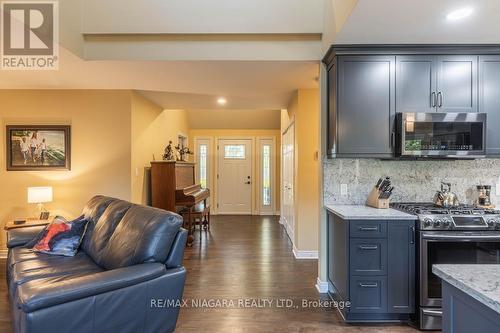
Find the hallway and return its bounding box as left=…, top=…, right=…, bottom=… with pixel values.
left=176, top=215, right=418, bottom=332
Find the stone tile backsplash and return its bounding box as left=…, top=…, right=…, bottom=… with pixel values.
left=324, top=159, right=500, bottom=206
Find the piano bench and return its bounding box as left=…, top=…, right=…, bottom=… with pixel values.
left=179, top=203, right=210, bottom=245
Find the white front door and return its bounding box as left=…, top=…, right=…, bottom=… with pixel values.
left=217, top=139, right=252, bottom=214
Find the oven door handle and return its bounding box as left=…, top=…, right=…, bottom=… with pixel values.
left=422, top=309, right=443, bottom=317
left=422, top=233, right=500, bottom=240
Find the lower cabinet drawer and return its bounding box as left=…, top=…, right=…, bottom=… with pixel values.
left=350, top=239, right=387, bottom=275
left=350, top=276, right=387, bottom=313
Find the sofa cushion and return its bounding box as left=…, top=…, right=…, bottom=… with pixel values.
left=17, top=263, right=166, bottom=313
left=98, top=205, right=183, bottom=270
left=80, top=195, right=117, bottom=253
left=11, top=252, right=103, bottom=287
left=84, top=200, right=133, bottom=266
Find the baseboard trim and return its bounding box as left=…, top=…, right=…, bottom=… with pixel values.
left=0, top=249, right=7, bottom=259
left=315, top=277, right=328, bottom=294
left=292, top=245, right=318, bottom=259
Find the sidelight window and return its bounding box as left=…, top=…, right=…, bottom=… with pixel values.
left=262, top=145, right=271, bottom=206
left=199, top=144, right=208, bottom=188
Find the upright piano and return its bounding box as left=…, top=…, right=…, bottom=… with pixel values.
left=150, top=161, right=210, bottom=212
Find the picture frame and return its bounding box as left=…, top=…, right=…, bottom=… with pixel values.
left=6, top=125, right=71, bottom=171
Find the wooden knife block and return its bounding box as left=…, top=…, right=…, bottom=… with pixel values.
left=366, top=187, right=390, bottom=209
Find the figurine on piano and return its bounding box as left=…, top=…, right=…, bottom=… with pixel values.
left=175, top=145, right=193, bottom=162
left=163, top=141, right=175, bottom=161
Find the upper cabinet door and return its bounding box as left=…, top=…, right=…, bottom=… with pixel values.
left=436, top=56, right=478, bottom=112
left=396, top=56, right=437, bottom=112
left=479, top=56, right=500, bottom=156
left=337, top=56, right=396, bottom=156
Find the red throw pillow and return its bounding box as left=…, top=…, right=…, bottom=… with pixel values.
left=32, top=215, right=89, bottom=256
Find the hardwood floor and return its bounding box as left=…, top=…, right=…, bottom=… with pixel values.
left=176, top=215, right=419, bottom=333
left=0, top=215, right=421, bottom=333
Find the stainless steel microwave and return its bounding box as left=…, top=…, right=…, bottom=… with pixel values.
left=395, top=112, right=487, bottom=158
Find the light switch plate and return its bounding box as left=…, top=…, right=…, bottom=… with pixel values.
left=341, top=184, right=348, bottom=196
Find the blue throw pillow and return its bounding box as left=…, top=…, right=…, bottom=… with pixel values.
left=30, top=215, right=89, bottom=257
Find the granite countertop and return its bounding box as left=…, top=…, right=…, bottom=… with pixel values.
left=324, top=204, right=416, bottom=220
left=433, top=264, right=500, bottom=314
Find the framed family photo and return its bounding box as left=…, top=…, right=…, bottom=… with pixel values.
left=6, top=125, right=71, bottom=171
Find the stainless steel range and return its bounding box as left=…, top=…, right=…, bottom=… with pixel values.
left=391, top=202, right=500, bottom=330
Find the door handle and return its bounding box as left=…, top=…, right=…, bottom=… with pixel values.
left=431, top=92, right=437, bottom=108
left=438, top=92, right=443, bottom=107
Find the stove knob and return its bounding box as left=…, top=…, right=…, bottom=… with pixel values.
left=487, top=219, right=496, bottom=227
left=442, top=219, right=451, bottom=227
left=434, top=219, right=442, bottom=227
left=495, top=219, right=500, bottom=229
left=423, top=218, right=433, bottom=227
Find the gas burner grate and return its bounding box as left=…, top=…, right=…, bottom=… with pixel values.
left=391, top=202, right=495, bottom=215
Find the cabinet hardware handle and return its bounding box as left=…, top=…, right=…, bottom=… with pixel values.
left=438, top=92, right=443, bottom=107
left=390, top=132, right=395, bottom=148
left=358, top=245, right=378, bottom=250
left=431, top=92, right=437, bottom=108
left=410, top=226, right=415, bottom=244
left=359, top=283, right=378, bottom=288
left=358, top=226, right=378, bottom=231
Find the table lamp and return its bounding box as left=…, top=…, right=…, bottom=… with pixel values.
left=28, top=186, right=53, bottom=220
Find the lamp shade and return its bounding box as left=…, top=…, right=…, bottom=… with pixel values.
left=27, top=187, right=53, bottom=204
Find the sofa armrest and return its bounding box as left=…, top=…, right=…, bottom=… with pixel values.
left=18, top=263, right=168, bottom=312
left=165, top=228, right=187, bottom=268
left=6, top=225, right=45, bottom=248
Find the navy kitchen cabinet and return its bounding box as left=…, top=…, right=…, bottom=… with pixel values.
left=436, top=56, right=478, bottom=113
left=387, top=221, right=416, bottom=313
left=396, top=55, right=437, bottom=113
left=322, top=45, right=500, bottom=158
left=327, top=212, right=416, bottom=322
left=335, top=56, right=396, bottom=158
left=479, top=55, right=500, bottom=156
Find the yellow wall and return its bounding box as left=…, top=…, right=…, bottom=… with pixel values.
left=188, top=129, right=281, bottom=214
left=284, top=89, right=320, bottom=251
left=131, top=92, right=189, bottom=204
left=0, top=90, right=132, bottom=250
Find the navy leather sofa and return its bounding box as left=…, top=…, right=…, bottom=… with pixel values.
left=6, top=195, right=187, bottom=333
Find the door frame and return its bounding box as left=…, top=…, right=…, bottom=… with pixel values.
left=215, top=136, right=256, bottom=215
left=193, top=137, right=214, bottom=209
left=280, top=122, right=295, bottom=242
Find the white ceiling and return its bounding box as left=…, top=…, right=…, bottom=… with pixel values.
left=0, top=48, right=319, bottom=109
left=336, top=0, right=500, bottom=44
